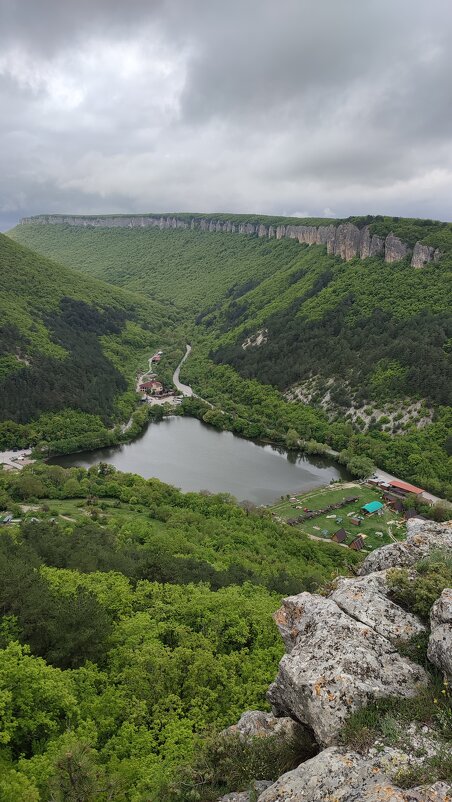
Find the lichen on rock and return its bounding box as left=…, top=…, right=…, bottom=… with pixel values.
left=257, top=746, right=452, bottom=802
left=267, top=592, right=427, bottom=746
left=221, top=710, right=305, bottom=742
left=358, top=520, right=452, bottom=576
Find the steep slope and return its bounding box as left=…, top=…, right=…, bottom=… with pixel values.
left=9, top=220, right=304, bottom=311
left=12, top=212, right=451, bottom=310
left=218, top=518, right=452, bottom=802
left=0, top=234, right=180, bottom=448
left=0, top=462, right=358, bottom=799
left=211, top=241, right=452, bottom=410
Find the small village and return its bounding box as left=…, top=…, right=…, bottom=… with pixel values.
left=271, top=475, right=431, bottom=552
left=136, top=350, right=184, bottom=407
left=136, top=346, right=191, bottom=406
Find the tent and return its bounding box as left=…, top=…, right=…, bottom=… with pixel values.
left=361, top=501, right=384, bottom=514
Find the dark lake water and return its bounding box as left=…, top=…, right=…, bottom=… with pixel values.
left=51, top=416, right=349, bottom=505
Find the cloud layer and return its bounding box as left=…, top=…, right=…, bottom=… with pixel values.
left=1, top=0, right=452, bottom=229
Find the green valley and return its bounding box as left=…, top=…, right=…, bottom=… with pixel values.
left=9, top=214, right=452, bottom=498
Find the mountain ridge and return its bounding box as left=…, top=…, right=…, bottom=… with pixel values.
left=18, top=212, right=450, bottom=268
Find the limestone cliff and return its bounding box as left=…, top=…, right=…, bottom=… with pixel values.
left=20, top=214, right=441, bottom=268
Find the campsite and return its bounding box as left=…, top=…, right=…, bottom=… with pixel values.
left=271, top=481, right=407, bottom=551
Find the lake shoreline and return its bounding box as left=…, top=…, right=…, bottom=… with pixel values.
left=49, top=415, right=349, bottom=506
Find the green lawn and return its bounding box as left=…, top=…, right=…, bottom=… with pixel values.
left=270, top=482, right=406, bottom=551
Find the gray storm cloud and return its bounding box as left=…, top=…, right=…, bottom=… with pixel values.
left=1, top=0, right=452, bottom=230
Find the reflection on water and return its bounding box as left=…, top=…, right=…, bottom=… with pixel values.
left=50, top=416, right=349, bottom=506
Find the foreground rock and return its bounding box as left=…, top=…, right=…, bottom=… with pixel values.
left=267, top=594, right=427, bottom=745
left=330, top=570, right=425, bottom=644
left=218, top=782, right=272, bottom=802
left=222, top=710, right=305, bottom=742
left=359, top=520, right=452, bottom=575
left=257, top=747, right=451, bottom=802
left=427, top=588, right=452, bottom=679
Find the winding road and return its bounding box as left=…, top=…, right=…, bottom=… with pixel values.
left=173, top=344, right=193, bottom=396
left=172, top=344, right=213, bottom=407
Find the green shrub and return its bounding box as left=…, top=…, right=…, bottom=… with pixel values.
left=340, top=677, right=450, bottom=754
left=387, top=552, right=452, bottom=621
left=168, top=732, right=315, bottom=801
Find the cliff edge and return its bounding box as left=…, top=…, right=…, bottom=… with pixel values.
left=19, top=214, right=442, bottom=268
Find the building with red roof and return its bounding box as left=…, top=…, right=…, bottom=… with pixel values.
left=387, top=479, right=424, bottom=496
left=139, top=380, right=163, bottom=394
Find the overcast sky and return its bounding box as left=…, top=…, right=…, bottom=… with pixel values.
left=1, top=0, right=452, bottom=230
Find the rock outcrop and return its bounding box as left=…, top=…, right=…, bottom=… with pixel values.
left=221, top=520, right=451, bottom=802
left=222, top=710, right=304, bottom=742
left=330, top=570, right=425, bottom=644
left=21, top=214, right=440, bottom=267
left=267, top=592, right=427, bottom=746
left=427, top=588, right=452, bottom=679
left=257, top=747, right=451, bottom=802
left=358, top=519, right=452, bottom=575
left=412, top=242, right=442, bottom=268
left=384, top=233, right=409, bottom=263
left=218, top=782, right=272, bottom=802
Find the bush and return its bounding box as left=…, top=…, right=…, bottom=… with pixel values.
left=169, top=732, right=315, bottom=801
left=387, top=552, right=452, bottom=621
left=340, top=678, right=450, bottom=753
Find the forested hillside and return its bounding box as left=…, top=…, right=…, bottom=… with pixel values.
left=9, top=222, right=304, bottom=310
left=211, top=243, right=452, bottom=407
left=0, top=463, right=357, bottom=800
left=0, top=234, right=182, bottom=451
left=9, top=215, right=452, bottom=496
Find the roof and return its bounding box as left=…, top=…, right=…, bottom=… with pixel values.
left=331, top=528, right=347, bottom=543
left=388, top=480, right=424, bottom=495
left=349, top=536, right=365, bottom=550
left=140, top=380, right=163, bottom=389
left=362, top=501, right=384, bottom=514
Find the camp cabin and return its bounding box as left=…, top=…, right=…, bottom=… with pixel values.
left=349, top=535, right=365, bottom=551
left=382, top=479, right=425, bottom=499
left=331, top=528, right=347, bottom=544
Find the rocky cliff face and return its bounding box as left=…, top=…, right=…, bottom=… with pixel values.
left=412, top=242, right=442, bottom=268
left=219, top=518, right=452, bottom=802
left=20, top=214, right=441, bottom=268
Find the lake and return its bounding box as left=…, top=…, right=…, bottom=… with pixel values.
left=51, top=416, right=349, bottom=505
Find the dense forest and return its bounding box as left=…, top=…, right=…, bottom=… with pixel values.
left=0, top=463, right=357, bottom=800
left=0, top=234, right=183, bottom=450
left=9, top=222, right=306, bottom=311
